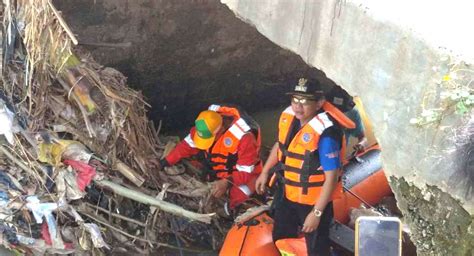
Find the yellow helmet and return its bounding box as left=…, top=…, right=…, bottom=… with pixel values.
left=193, top=110, right=222, bottom=150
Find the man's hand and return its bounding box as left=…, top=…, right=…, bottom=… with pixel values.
left=354, top=136, right=367, bottom=153
left=211, top=179, right=230, bottom=198
left=255, top=172, right=269, bottom=195
left=302, top=212, right=321, bottom=233
left=353, top=142, right=365, bottom=153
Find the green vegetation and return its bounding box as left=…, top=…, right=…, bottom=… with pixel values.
left=410, top=59, right=473, bottom=127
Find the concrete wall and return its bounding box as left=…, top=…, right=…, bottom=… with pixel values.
left=221, top=0, right=473, bottom=254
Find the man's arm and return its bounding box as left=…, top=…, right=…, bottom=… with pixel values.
left=348, top=108, right=367, bottom=152
left=160, top=128, right=201, bottom=168
left=302, top=133, right=341, bottom=233
left=255, top=142, right=279, bottom=194
left=313, top=134, right=340, bottom=213
left=313, top=169, right=338, bottom=213
left=230, top=133, right=260, bottom=184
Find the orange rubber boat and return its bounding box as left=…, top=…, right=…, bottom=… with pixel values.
left=220, top=144, right=392, bottom=256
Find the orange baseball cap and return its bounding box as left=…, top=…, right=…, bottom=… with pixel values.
left=193, top=110, right=223, bottom=150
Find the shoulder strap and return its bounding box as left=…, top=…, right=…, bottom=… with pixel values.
left=322, top=101, right=355, bottom=129
left=308, top=112, right=334, bottom=135
left=210, top=104, right=261, bottom=149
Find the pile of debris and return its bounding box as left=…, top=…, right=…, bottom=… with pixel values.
left=0, top=0, right=225, bottom=254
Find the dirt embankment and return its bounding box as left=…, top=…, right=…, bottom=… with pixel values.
left=54, top=0, right=339, bottom=131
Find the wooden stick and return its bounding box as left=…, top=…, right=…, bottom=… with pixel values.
left=47, top=0, right=78, bottom=45
left=78, top=210, right=152, bottom=244
left=57, top=76, right=96, bottom=138
left=150, top=120, right=162, bottom=146
left=94, top=179, right=215, bottom=223
left=79, top=210, right=212, bottom=253
left=113, top=160, right=145, bottom=187
left=0, top=145, right=44, bottom=186
left=83, top=203, right=147, bottom=227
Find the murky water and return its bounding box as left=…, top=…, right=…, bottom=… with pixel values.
left=252, top=107, right=284, bottom=148
left=252, top=100, right=377, bottom=155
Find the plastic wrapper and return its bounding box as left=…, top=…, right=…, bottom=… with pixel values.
left=17, top=235, right=75, bottom=256
left=56, top=167, right=86, bottom=201
left=38, top=140, right=91, bottom=166
left=61, top=143, right=93, bottom=164
left=0, top=101, right=15, bottom=145
left=84, top=223, right=110, bottom=249
left=25, top=196, right=65, bottom=249
left=0, top=192, right=13, bottom=222
left=0, top=171, right=20, bottom=191
left=41, top=222, right=73, bottom=249
left=63, top=160, right=96, bottom=191
left=0, top=224, right=19, bottom=245
left=64, top=68, right=97, bottom=113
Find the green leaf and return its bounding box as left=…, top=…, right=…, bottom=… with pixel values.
left=456, top=101, right=468, bottom=114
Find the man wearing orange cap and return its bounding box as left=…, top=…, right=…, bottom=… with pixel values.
left=153, top=104, right=262, bottom=212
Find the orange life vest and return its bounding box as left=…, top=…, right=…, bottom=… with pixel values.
left=277, top=102, right=355, bottom=205
left=205, top=104, right=262, bottom=179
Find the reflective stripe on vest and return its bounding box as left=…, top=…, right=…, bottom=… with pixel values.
left=238, top=184, right=252, bottom=196
left=184, top=134, right=196, bottom=148
left=277, top=103, right=349, bottom=205
left=208, top=104, right=221, bottom=111
left=236, top=164, right=254, bottom=173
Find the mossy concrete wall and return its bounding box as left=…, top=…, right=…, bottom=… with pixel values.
left=221, top=0, right=473, bottom=255
left=391, top=177, right=473, bottom=255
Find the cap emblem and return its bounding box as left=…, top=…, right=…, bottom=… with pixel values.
left=295, top=78, right=308, bottom=92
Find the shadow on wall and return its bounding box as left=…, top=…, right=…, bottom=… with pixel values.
left=447, top=127, right=474, bottom=200
left=53, top=0, right=339, bottom=132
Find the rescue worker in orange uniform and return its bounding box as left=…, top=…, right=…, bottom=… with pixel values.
left=152, top=104, right=262, bottom=212
left=255, top=78, right=355, bottom=255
